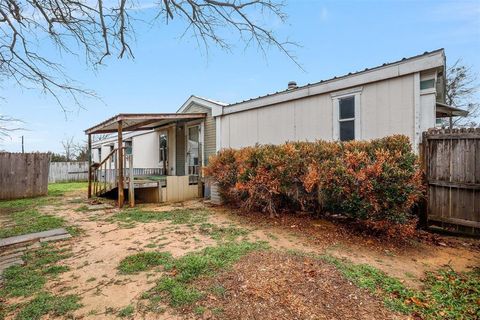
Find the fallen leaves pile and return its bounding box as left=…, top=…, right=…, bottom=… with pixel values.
left=191, top=251, right=405, bottom=320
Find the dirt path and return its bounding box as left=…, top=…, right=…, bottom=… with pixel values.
left=40, top=196, right=218, bottom=319
left=28, top=191, right=479, bottom=319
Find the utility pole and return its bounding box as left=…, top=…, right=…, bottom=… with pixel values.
left=21, top=136, right=24, bottom=153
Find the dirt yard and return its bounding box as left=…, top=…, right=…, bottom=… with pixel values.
left=1, top=184, right=479, bottom=320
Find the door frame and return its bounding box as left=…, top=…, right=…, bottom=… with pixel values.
left=158, top=130, right=169, bottom=175
left=184, top=122, right=204, bottom=176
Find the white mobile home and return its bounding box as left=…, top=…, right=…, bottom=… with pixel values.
left=86, top=96, right=226, bottom=205
left=87, top=49, right=467, bottom=205
left=212, top=49, right=466, bottom=151
left=90, top=96, right=224, bottom=175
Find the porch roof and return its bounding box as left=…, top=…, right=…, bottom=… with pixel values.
left=85, top=113, right=207, bottom=134
left=436, top=102, right=469, bottom=118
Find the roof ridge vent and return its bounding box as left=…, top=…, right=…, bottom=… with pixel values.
left=287, top=81, right=297, bottom=90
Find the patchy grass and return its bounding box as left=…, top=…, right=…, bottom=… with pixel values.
left=199, top=223, right=249, bottom=242
left=321, top=255, right=480, bottom=319
left=75, top=204, right=90, bottom=212
left=142, top=241, right=268, bottom=307
left=47, top=182, right=87, bottom=197
left=0, top=209, right=65, bottom=239
left=0, top=182, right=87, bottom=239
left=1, top=266, right=46, bottom=298
left=118, top=305, right=135, bottom=318
left=420, top=268, right=480, bottom=319
left=322, top=255, right=415, bottom=314
left=154, top=278, right=202, bottom=307
left=111, top=208, right=210, bottom=226
left=0, top=243, right=71, bottom=298
left=14, top=292, right=81, bottom=320
left=194, top=305, right=206, bottom=315
left=0, top=182, right=86, bottom=211
left=0, top=197, right=54, bottom=211
left=118, top=252, right=173, bottom=274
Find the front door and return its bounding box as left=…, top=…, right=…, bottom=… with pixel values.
left=159, top=132, right=168, bottom=175
left=186, top=125, right=200, bottom=176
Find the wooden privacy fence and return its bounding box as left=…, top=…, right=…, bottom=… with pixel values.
left=49, top=161, right=88, bottom=183
left=422, top=128, right=480, bottom=234
left=0, top=152, right=50, bottom=200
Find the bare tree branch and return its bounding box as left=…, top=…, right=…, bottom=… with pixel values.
left=61, top=135, right=76, bottom=161
left=0, top=114, right=23, bottom=140
left=0, top=0, right=299, bottom=110
left=446, top=59, right=480, bottom=127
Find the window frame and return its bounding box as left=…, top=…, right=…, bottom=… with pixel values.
left=338, top=96, right=355, bottom=141
left=109, top=145, right=115, bottom=164
left=331, top=87, right=362, bottom=141
left=124, top=141, right=132, bottom=155
left=420, top=72, right=437, bottom=93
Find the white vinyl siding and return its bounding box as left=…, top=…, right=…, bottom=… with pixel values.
left=218, top=74, right=417, bottom=149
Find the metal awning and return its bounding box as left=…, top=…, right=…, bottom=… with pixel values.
left=84, top=113, right=207, bottom=134
left=436, top=102, right=469, bottom=118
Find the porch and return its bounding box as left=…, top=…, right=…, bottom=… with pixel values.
left=85, top=113, right=207, bottom=207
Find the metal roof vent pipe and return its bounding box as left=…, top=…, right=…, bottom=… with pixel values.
left=287, top=81, right=297, bottom=90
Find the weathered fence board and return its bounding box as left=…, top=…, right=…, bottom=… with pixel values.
left=49, top=161, right=88, bottom=183
left=0, top=152, right=50, bottom=200
left=423, top=128, right=480, bottom=234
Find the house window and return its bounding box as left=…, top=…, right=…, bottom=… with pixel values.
left=124, top=141, right=132, bottom=155
left=339, top=96, right=355, bottom=141
left=109, top=145, right=115, bottom=164
left=420, top=79, right=435, bottom=90
left=97, top=148, right=102, bottom=162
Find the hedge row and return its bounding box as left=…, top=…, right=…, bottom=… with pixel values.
left=205, top=135, right=424, bottom=229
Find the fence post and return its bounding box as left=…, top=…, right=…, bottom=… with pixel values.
left=418, top=134, right=428, bottom=227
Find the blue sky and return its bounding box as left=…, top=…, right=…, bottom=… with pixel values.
left=1, top=0, right=479, bottom=153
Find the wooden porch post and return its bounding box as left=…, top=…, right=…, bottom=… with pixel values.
left=87, top=134, right=92, bottom=198
left=118, top=120, right=125, bottom=208
left=128, top=154, right=135, bottom=207
left=198, top=140, right=203, bottom=197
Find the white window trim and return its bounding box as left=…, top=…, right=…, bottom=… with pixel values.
left=331, top=87, right=362, bottom=141
left=420, top=72, right=437, bottom=93
left=108, top=144, right=115, bottom=164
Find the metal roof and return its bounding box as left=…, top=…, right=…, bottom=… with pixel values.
left=85, top=113, right=206, bottom=134
left=226, top=48, right=445, bottom=108
left=436, top=102, right=469, bottom=117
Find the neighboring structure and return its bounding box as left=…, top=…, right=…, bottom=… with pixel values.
left=88, top=49, right=468, bottom=205
left=212, top=49, right=467, bottom=151
left=49, top=161, right=88, bottom=183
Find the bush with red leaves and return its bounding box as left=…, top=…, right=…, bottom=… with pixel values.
left=205, top=135, right=425, bottom=232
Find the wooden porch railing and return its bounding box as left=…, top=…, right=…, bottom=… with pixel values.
left=91, top=147, right=168, bottom=198
left=92, top=147, right=118, bottom=197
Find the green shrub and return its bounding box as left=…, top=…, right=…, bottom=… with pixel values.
left=206, top=135, right=424, bottom=232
